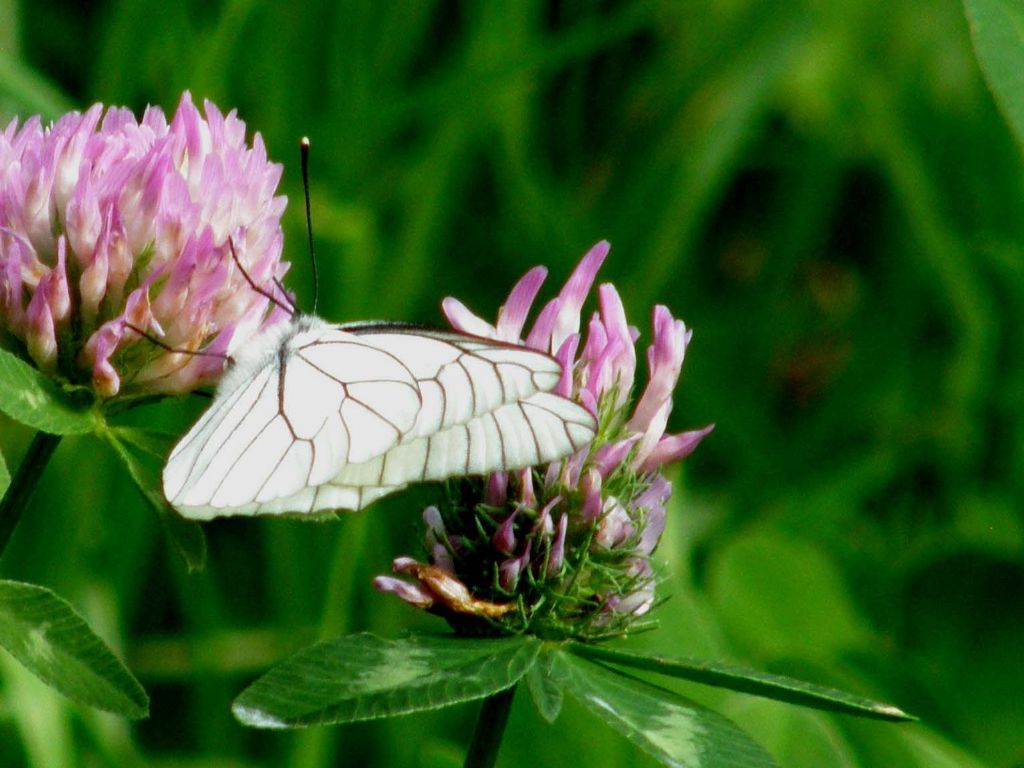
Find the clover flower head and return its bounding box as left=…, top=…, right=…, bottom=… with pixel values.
left=0, top=92, right=289, bottom=399
left=374, top=242, right=713, bottom=640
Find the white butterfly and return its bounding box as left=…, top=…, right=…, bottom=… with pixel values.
left=162, top=315, right=597, bottom=519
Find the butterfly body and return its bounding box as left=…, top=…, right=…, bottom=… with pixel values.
left=163, top=316, right=596, bottom=519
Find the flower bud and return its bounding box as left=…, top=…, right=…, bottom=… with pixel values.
left=594, top=496, right=633, bottom=550
left=499, top=541, right=532, bottom=591
left=547, top=514, right=568, bottom=577
left=492, top=507, right=519, bottom=555
left=485, top=471, right=508, bottom=506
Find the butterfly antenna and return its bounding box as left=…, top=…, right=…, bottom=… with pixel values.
left=123, top=323, right=231, bottom=363
left=301, top=137, right=319, bottom=314
left=228, top=238, right=295, bottom=315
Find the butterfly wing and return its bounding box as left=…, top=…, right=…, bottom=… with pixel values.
left=328, top=391, right=595, bottom=488
left=163, top=319, right=596, bottom=519
left=162, top=320, right=424, bottom=517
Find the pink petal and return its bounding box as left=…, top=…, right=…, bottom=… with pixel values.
left=372, top=576, right=434, bottom=609
left=496, top=266, right=547, bottom=342
left=579, top=387, right=598, bottom=417
left=524, top=297, right=561, bottom=351
left=581, top=468, right=602, bottom=522
left=87, top=323, right=123, bottom=397
left=25, top=289, right=56, bottom=370
left=516, top=468, right=536, bottom=508
left=81, top=214, right=112, bottom=323
left=492, top=507, right=519, bottom=555
left=423, top=505, right=446, bottom=538
left=46, top=237, right=71, bottom=323
left=547, top=514, right=568, bottom=576
left=499, top=540, right=532, bottom=590
left=553, top=333, right=579, bottom=398
left=65, top=174, right=102, bottom=265
left=607, top=559, right=655, bottom=616
left=534, top=496, right=562, bottom=538
left=485, top=471, right=509, bottom=506
left=598, top=283, right=636, bottom=403
left=638, top=424, right=715, bottom=473
left=632, top=400, right=672, bottom=469
left=628, top=306, right=688, bottom=432
left=591, top=435, right=642, bottom=478
left=580, top=311, right=607, bottom=366
left=53, top=104, right=102, bottom=211
left=442, top=296, right=497, bottom=338
left=594, top=497, right=634, bottom=550
left=391, top=556, right=421, bottom=573
left=585, top=335, right=627, bottom=405
left=431, top=543, right=455, bottom=573
left=549, top=241, right=609, bottom=352
left=634, top=475, right=671, bottom=555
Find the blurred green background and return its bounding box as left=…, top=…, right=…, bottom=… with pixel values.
left=1, top=0, right=1022, bottom=766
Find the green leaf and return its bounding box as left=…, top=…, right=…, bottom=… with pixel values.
left=103, top=427, right=206, bottom=572
left=568, top=644, right=913, bottom=722
left=964, top=0, right=1024, bottom=148
left=0, top=579, right=148, bottom=718
left=232, top=633, right=540, bottom=728
left=557, top=652, right=779, bottom=768
left=0, top=348, right=96, bottom=435
left=526, top=644, right=567, bottom=723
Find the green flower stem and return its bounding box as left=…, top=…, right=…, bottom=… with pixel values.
left=0, top=432, right=61, bottom=557
left=463, top=685, right=517, bottom=768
